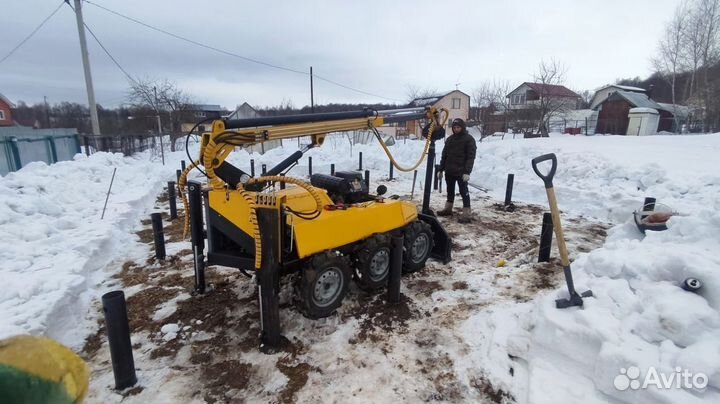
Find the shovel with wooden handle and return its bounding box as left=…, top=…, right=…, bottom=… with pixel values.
left=531, top=153, right=593, bottom=309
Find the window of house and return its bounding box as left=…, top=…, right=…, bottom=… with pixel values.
left=452, top=98, right=461, bottom=109
left=511, top=94, right=526, bottom=105
left=0, top=110, right=5, bottom=120
left=195, top=111, right=206, bottom=118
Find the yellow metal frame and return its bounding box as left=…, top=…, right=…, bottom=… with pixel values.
left=178, top=106, right=446, bottom=270
left=209, top=185, right=417, bottom=259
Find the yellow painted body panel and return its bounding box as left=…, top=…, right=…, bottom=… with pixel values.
left=209, top=190, right=257, bottom=237
left=208, top=185, right=418, bottom=259
left=291, top=198, right=417, bottom=258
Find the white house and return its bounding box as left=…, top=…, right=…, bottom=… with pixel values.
left=226, top=102, right=258, bottom=120
left=407, top=90, right=470, bottom=136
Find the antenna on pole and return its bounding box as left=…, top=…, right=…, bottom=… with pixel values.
left=310, top=66, right=315, bottom=113
left=72, top=0, right=101, bottom=135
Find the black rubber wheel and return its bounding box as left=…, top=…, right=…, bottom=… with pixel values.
left=402, top=221, right=434, bottom=273
left=298, top=252, right=352, bottom=319
left=352, top=233, right=392, bottom=290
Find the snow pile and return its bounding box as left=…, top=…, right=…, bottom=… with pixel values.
left=461, top=134, right=720, bottom=402
left=472, top=133, right=720, bottom=222
left=0, top=152, right=172, bottom=347
left=497, top=211, right=720, bottom=403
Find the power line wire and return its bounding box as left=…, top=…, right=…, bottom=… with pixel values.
left=85, top=0, right=308, bottom=75
left=66, top=1, right=137, bottom=85
left=83, top=0, right=401, bottom=102
left=313, top=74, right=400, bottom=102
left=0, top=1, right=66, bottom=65
left=84, top=21, right=137, bottom=83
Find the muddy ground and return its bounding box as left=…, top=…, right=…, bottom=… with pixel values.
left=84, top=186, right=609, bottom=403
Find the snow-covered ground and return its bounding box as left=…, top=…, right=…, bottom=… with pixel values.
left=0, top=152, right=175, bottom=348
left=1, top=131, right=719, bottom=403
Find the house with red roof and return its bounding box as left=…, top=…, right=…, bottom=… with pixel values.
left=0, top=92, right=15, bottom=127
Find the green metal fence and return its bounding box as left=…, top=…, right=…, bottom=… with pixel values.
left=0, top=128, right=81, bottom=175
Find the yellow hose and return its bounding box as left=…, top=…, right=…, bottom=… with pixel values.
left=179, top=157, right=325, bottom=270
left=373, top=125, right=432, bottom=172
left=371, top=108, right=449, bottom=173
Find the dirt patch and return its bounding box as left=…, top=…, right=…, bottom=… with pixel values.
left=415, top=352, right=463, bottom=401
left=149, top=338, right=183, bottom=360
left=116, top=261, right=150, bottom=287
left=407, top=279, right=443, bottom=297
left=121, top=386, right=144, bottom=398
left=135, top=228, right=154, bottom=244
left=176, top=248, right=193, bottom=257
left=156, top=190, right=170, bottom=204
left=452, top=281, right=468, bottom=290
left=80, top=320, right=105, bottom=360
left=164, top=277, right=255, bottom=334
left=531, top=259, right=561, bottom=291
left=156, top=272, right=194, bottom=289
left=275, top=344, right=319, bottom=404
left=125, top=286, right=183, bottom=332
left=347, top=294, right=419, bottom=344
left=164, top=216, right=187, bottom=243
left=470, top=375, right=515, bottom=404
left=276, top=362, right=314, bottom=403
left=202, top=360, right=252, bottom=403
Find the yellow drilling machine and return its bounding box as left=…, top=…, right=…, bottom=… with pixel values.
left=178, top=106, right=452, bottom=351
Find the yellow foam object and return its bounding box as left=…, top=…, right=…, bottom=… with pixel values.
left=0, top=335, right=89, bottom=402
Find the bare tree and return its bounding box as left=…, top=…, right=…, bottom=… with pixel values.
left=472, top=79, right=512, bottom=109
left=698, top=0, right=720, bottom=129
left=472, top=79, right=513, bottom=133
left=682, top=1, right=706, bottom=100
left=405, top=85, right=438, bottom=104
left=533, top=59, right=570, bottom=136
left=576, top=89, right=593, bottom=109
left=127, top=77, right=195, bottom=151
left=653, top=3, right=689, bottom=110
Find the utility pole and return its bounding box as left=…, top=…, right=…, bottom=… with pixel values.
left=72, top=0, right=101, bottom=135
left=153, top=86, right=165, bottom=165
left=44, top=96, right=51, bottom=128
left=310, top=66, right=314, bottom=113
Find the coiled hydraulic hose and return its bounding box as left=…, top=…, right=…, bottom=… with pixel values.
left=240, top=175, right=325, bottom=269
left=178, top=158, right=325, bottom=270
left=178, top=159, right=201, bottom=240
left=371, top=108, right=449, bottom=172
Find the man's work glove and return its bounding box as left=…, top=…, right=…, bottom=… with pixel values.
left=462, top=174, right=470, bottom=182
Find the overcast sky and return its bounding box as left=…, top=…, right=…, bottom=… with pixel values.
left=0, top=0, right=683, bottom=110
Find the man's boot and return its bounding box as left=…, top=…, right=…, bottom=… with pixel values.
left=458, top=207, right=472, bottom=223
left=437, top=202, right=453, bottom=216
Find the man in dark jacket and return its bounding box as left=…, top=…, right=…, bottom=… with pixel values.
left=437, top=118, right=476, bottom=223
